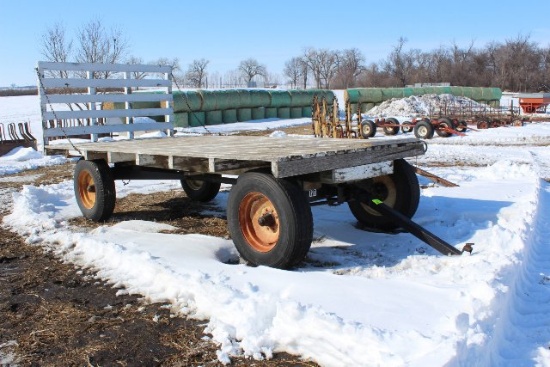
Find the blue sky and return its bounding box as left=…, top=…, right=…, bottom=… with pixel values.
left=1, top=0, right=549, bottom=87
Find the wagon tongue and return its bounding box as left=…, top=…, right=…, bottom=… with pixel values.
left=360, top=194, right=473, bottom=256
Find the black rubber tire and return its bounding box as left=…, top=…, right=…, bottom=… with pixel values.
left=477, top=121, right=489, bottom=129
left=227, top=172, right=313, bottom=269
left=348, top=159, right=420, bottom=231
left=401, top=121, right=412, bottom=133
left=360, top=119, right=377, bottom=138
left=435, top=117, right=455, bottom=137
left=456, top=120, right=468, bottom=132
left=181, top=175, right=221, bottom=202
left=413, top=120, right=435, bottom=139
left=74, top=159, right=116, bottom=222
left=383, top=118, right=400, bottom=135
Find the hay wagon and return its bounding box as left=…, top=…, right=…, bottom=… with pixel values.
left=38, top=61, right=468, bottom=269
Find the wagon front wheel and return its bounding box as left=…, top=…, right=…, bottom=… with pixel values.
left=227, top=172, right=313, bottom=269
left=74, top=159, right=116, bottom=222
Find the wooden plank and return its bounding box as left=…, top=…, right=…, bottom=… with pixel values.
left=169, top=156, right=209, bottom=172
left=273, top=143, right=425, bottom=178
left=42, top=122, right=174, bottom=137
left=45, top=136, right=426, bottom=179
left=320, top=161, right=394, bottom=184
left=210, top=158, right=269, bottom=174
left=43, top=108, right=172, bottom=121
left=40, top=78, right=171, bottom=89
left=137, top=154, right=169, bottom=169
left=38, top=61, right=172, bottom=73
left=108, top=151, right=136, bottom=163
left=45, top=93, right=173, bottom=104
left=83, top=151, right=108, bottom=161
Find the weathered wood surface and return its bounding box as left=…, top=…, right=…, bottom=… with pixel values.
left=46, top=135, right=426, bottom=178
left=37, top=61, right=174, bottom=145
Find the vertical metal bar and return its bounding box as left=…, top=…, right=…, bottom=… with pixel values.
left=87, top=70, right=98, bottom=142
left=125, top=71, right=134, bottom=140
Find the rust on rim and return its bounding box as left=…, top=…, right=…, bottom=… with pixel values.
left=77, top=170, right=96, bottom=209
left=239, top=192, right=279, bottom=252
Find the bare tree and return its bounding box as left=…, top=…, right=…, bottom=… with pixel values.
left=185, top=58, right=209, bottom=88
left=334, top=48, right=365, bottom=88
left=303, top=47, right=322, bottom=88
left=303, top=48, right=339, bottom=89
left=238, top=58, right=267, bottom=87
left=284, top=57, right=304, bottom=88
left=126, top=56, right=147, bottom=81
left=75, top=19, right=129, bottom=78
left=40, top=22, right=73, bottom=78
left=383, top=37, right=418, bottom=87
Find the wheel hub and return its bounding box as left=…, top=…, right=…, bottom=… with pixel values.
left=77, top=170, right=96, bottom=210
left=239, top=192, right=280, bottom=252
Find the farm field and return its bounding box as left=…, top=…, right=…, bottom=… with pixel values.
left=1, top=94, right=550, bottom=366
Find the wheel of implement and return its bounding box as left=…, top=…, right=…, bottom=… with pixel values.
left=455, top=120, right=468, bottom=132
left=74, top=159, right=116, bottom=222
left=227, top=172, right=313, bottom=269
left=477, top=120, right=489, bottom=129
left=413, top=120, right=435, bottom=139
left=401, top=121, right=412, bottom=133
left=348, top=159, right=419, bottom=231
left=383, top=117, right=400, bottom=135
left=435, top=117, right=455, bottom=137
left=181, top=175, right=221, bottom=202
left=360, top=119, right=377, bottom=138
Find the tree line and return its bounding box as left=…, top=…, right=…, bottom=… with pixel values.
left=40, top=20, right=549, bottom=92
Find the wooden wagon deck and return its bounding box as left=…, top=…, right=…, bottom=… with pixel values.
left=45, top=135, right=425, bottom=179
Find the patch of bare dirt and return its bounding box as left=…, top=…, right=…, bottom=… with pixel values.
left=0, top=135, right=319, bottom=365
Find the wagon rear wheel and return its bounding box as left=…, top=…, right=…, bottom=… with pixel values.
left=74, top=159, right=116, bottom=222
left=435, top=117, right=455, bottom=137
left=383, top=118, right=400, bottom=135
left=401, top=121, right=412, bottom=133
left=348, top=159, right=419, bottom=231
left=360, top=119, right=376, bottom=138
left=413, top=120, right=434, bottom=139
left=181, top=175, right=221, bottom=202
left=227, top=172, right=313, bottom=269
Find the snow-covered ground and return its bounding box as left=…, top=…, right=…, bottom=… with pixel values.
left=1, top=95, right=550, bottom=366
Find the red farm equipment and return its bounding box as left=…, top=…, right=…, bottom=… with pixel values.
left=518, top=93, right=550, bottom=114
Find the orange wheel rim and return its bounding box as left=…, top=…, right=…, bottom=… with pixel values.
left=77, top=170, right=96, bottom=209
left=239, top=192, right=279, bottom=252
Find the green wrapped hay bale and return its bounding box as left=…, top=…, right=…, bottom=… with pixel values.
left=223, top=109, right=238, bottom=124
left=216, top=90, right=241, bottom=111
left=238, top=90, right=252, bottom=108
left=290, top=107, right=302, bottom=118
left=269, top=90, right=291, bottom=108
left=237, top=108, right=252, bottom=122
left=265, top=107, right=278, bottom=118
left=249, top=90, right=271, bottom=108
left=206, top=110, right=223, bottom=125
left=173, top=91, right=203, bottom=112
left=277, top=107, right=290, bottom=119
left=302, top=106, right=312, bottom=117
left=199, top=90, right=219, bottom=111
left=189, top=111, right=206, bottom=127
left=289, top=90, right=311, bottom=107
left=252, top=107, right=265, bottom=120
left=173, top=112, right=188, bottom=128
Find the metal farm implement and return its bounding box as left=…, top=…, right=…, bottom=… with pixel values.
left=311, top=95, right=527, bottom=140
left=0, top=121, right=37, bottom=157
left=38, top=61, right=472, bottom=270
